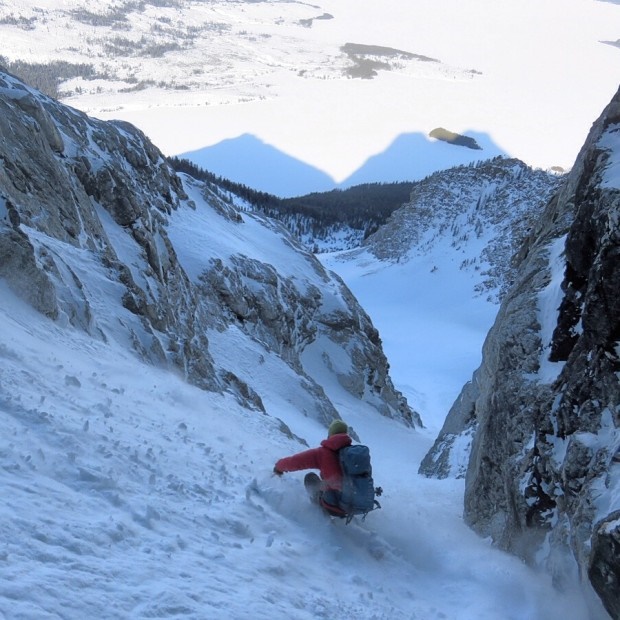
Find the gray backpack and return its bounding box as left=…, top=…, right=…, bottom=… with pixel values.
left=338, top=445, right=381, bottom=523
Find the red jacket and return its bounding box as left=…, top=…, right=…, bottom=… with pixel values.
left=275, top=433, right=352, bottom=491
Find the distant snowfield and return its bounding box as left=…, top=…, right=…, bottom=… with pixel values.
left=4, top=0, right=618, bottom=193
left=61, top=0, right=620, bottom=193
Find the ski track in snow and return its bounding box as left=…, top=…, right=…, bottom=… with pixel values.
left=0, top=282, right=596, bottom=619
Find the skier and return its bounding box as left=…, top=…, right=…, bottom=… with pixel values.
left=273, top=419, right=351, bottom=518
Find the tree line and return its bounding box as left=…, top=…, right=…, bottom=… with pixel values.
left=168, top=156, right=414, bottom=241
left=0, top=57, right=102, bottom=99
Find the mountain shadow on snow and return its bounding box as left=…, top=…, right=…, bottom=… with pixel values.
left=341, top=131, right=506, bottom=188
left=180, top=130, right=507, bottom=197
left=180, top=134, right=336, bottom=198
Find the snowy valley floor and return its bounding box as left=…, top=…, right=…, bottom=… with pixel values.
left=0, top=277, right=599, bottom=620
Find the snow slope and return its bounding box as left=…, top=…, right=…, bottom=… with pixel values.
left=2, top=0, right=619, bottom=194
left=0, top=280, right=598, bottom=619
left=321, top=244, right=498, bottom=433
left=0, top=167, right=602, bottom=617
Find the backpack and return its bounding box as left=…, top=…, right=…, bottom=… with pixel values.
left=337, top=444, right=381, bottom=523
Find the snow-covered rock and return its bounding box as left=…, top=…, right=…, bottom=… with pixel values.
left=421, top=86, right=620, bottom=618
left=0, top=70, right=417, bottom=429
left=363, top=157, right=562, bottom=301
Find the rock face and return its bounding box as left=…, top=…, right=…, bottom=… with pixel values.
left=421, top=87, right=620, bottom=617
left=0, top=70, right=417, bottom=429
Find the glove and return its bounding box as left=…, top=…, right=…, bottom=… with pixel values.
left=273, top=466, right=283, bottom=476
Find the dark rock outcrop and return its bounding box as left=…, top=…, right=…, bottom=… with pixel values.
left=421, top=86, right=620, bottom=617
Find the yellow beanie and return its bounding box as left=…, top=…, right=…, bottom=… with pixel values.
left=328, top=419, right=348, bottom=437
